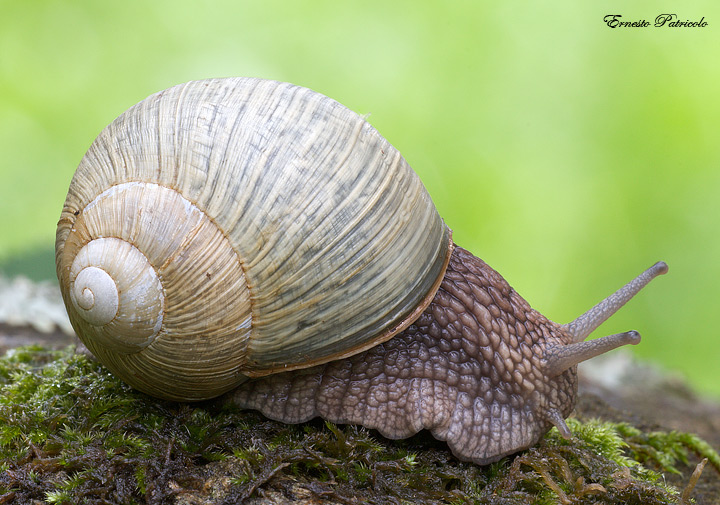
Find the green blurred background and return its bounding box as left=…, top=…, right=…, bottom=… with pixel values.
left=1, top=1, right=718, bottom=394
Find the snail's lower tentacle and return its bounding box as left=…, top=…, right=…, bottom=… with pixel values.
left=543, top=330, right=642, bottom=378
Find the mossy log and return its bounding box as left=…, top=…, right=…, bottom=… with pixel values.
left=0, top=344, right=718, bottom=505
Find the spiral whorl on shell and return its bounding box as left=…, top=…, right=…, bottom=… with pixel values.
left=56, top=78, right=452, bottom=401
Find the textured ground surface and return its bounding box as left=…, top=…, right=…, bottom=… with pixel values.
left=0, top=278, right=718, bottom=504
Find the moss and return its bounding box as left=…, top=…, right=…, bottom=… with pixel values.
left=615, top=423, right=720, bottom=475
left=0, top=346, right=717, bottom=504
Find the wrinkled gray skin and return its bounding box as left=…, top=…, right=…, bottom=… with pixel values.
left=230, top=246, right=576, bottom=465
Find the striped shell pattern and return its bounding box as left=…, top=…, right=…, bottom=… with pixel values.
left=55, top=78, right=452, bottom=401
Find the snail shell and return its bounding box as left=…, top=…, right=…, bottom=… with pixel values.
left=56, top=78, right=452, bottom=401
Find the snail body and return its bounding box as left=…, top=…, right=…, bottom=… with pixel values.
left=56, top=77, right=667, bottom=464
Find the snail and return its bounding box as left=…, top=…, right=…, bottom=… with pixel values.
left=55, top=77, right=667, bottom=465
